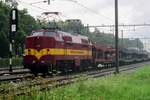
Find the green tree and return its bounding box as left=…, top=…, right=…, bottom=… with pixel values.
left=0, top=1, right=10, bottom=57
left=57, top=19, right=85, bottom=35
left=0, top=2, right=38, bottom=57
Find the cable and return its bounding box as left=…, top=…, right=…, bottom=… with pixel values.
left=18, top=0, right=71, bottom=20
left=30, top=0, right=47, bottom=5
left=17, top=0, right=49, bottom=12
left=69, top=1, right=114, bottom=22
left=20, top=0, right=114, bottom=23
left=70, top=0, right=135, bottom=26
left=17, top=0, right=67, bottom=20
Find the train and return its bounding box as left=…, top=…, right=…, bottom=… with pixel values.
left=23, top=28, right=150, bottom=75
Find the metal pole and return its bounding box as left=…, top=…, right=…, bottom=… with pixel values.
left=8, top=0, right=18, bottom=72
left=121, top=30, right=123, bottom=48
left=115, top=0, right=119, bottom=73
left=9, top=8, right=18, bottom=72
left=137, top=38, right=138, bottom=49
left=144, top=40, right=146, bottom=50
left=9, top=38, right=13, bottom=72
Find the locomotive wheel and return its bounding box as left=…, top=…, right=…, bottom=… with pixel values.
left=42, top=66, right=49, bottom=76
left=30, top=68, right=38, bottom=76
left=77, top=66, right=83, bottom=72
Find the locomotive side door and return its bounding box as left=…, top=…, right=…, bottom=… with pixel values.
left=92, top=47, right=96, bottom=64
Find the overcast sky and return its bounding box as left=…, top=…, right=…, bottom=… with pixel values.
left=14, top=0, right=150, bottom=38
left=4, top=0, right=150, bottom=46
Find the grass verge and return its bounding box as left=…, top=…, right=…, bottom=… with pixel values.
left=1, top=64, right=150, bottom=100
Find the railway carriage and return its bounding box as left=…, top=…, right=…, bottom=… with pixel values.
left=119, top=48, right=135, bottom=65
left=93, top=43, right=115, bottom=68
left=119, top=48, right=150, bottom=65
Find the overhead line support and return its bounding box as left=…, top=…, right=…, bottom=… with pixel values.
left=115, top=0, right=119, bottom=74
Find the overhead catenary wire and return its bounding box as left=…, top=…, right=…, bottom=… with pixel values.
left=68, top=0, right=137, bottom=29
left=17, top=0, right=69, bottom=20
left=18, top=0, right=114, bottom=24
left=17, top=0, right=51, bottom=12
left=17, top=1, right=150, bottom=33
left=68, top=0, right=114, bottom=23
left=17, top=1, right=58, bottom=22
left=30, top=0, right=47, bottom=5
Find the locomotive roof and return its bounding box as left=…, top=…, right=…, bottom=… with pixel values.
left=57, top=31, right=92, bottom=45
left=29, top=29, right=92, bottom=45
left=93, top=43, right=114, bottom=51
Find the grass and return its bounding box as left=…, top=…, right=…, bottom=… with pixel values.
left=0, top=57, right=22, bottom=68
left=1, top=64, right=150, bottom=100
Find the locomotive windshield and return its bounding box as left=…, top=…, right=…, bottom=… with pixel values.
left=45, top=32, right=55, bottom=36
left=32, top=32, right=44, bottom=36
left=31, top=31, right=55, bottom=36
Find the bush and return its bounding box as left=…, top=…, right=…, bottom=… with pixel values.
left=0, top=58, right=23, bottom=68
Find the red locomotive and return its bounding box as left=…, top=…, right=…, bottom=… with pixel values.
left=23, top=28, right=95, bottom=75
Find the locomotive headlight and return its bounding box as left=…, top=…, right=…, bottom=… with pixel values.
left=32, top=60, right=35, bottom=63
left=41, top=60, right=45, bottom=63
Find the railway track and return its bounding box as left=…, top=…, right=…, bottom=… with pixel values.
left=0, top=61, right=149, bottom=82
left=0, top=68, right=30, bottom=75
left=0, top=68, right=33, bottom=81
left=0, top=61, right=150, bottom=97
left=0, top=68, right=31, bottom=81
left=0, top=66, right=24, bottom=71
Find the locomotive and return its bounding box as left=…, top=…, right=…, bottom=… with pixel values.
left=23, top=28, right=149, bottom=75
left=23, top=28, right=93, bottom=75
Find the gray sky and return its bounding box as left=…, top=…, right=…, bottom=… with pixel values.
left=4, top=0, right=150, bottom=46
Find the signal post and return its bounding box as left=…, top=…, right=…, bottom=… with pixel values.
left=9, top=8, right=18, bottom=72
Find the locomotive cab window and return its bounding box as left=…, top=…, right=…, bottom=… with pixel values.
left=45, top=32, right=55, bottom=37
left=31, top=31, right=55, bottom=37
left=32, top=32, right=44, bottom=36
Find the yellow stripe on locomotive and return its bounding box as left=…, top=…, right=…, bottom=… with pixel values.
left=25, top=48, right=92, bottom=59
